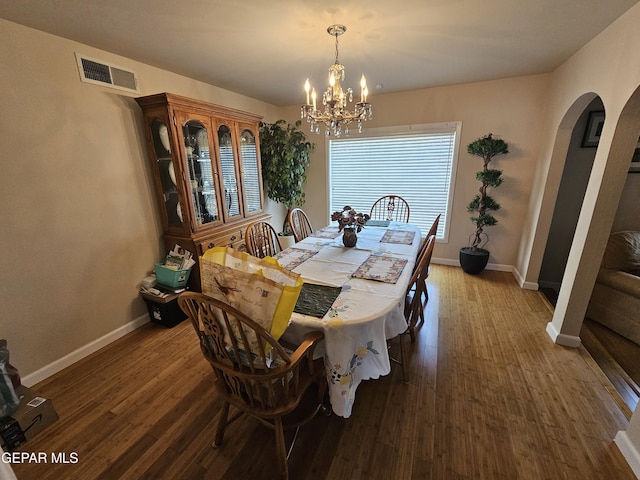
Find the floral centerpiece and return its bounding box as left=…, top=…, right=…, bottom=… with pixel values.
left=331, top=206, right=370, bottom=233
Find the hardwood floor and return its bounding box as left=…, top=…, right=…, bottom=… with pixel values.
left=540, top=286, right=640, bottom=415
left=11, top=266, right=636, bottom=479
left=580, top=318, right=640, bottom=415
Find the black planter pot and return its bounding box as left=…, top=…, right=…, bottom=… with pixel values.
left=459, top=247, right=490, bottom=274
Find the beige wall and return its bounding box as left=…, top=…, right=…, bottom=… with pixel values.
left=0, top=19, right=283, bottom=380
left=612, top=174, right=640, bottom=232
left=280, top=74, right=551, bottom=269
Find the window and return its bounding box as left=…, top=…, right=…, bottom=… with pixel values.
left=329, top=122, right=461, bottom=240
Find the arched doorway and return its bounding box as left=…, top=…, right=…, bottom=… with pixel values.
left=538, top=97, right=603, bottom=301
left=544, top=88, right=640, bottom=349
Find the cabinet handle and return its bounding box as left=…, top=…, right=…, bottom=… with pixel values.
left=207, top=242, right=215, bottom=249
left=230, top=235, right=237, bottom=241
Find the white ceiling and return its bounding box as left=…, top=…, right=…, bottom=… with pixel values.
left=1, top=0, right=638, bottom=106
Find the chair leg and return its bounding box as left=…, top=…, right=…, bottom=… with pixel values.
left=408, top=323, right=416, bottom=343
left=213, top=401, right=230, bottom=448
left=415, top=284, right=428, bottom=331
left=274, top=417, right=289, bottom=479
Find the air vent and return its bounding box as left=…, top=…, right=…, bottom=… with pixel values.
left=75, top=53, right=139, bottom=93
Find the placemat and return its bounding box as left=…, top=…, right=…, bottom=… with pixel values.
left=380, top=229, right=416, bottom=245
left=366, top=219, right=390, bottom=227
left=351, top=255, right=408, bottom=284
left=293, top=283, right=342, bottom=318
left=274, top=247, right=318, bottom=270
left=310, top=227, right=341, bottom=239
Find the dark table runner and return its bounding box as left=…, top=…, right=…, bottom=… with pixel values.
left=293, top=283, right=342, bottom=318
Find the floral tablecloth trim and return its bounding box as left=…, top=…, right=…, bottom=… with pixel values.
left=274, top=247, right=318, bottom=270
left=310, top=227, right=341, bottom=239
left=351, top=254, right=408, bottom=284
left=328, top=341, right=380, bottom=398
left=380, top=229, right=416, bottom=245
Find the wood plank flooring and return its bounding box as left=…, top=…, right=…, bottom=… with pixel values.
left=540, top=286, right=640, bottom=415
left=580, top=318, right=640, bottom=415
left=10, top=266, right=636, bottom=479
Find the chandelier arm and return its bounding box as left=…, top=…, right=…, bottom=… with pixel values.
left=302, top=24, right=372, bottom=137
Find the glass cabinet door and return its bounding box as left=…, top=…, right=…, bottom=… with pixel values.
left=150, top=117, right=184, bottom=228
left=217, top=123, right=242, bottom=220
left=182, top=118, right=221, bottom=228
left=239, top=127, right=263, bottom=214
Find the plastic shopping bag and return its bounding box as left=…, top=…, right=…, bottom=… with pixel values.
left=200, top=247, right=303, bottom=347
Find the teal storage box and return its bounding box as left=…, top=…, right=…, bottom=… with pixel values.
left=154, top=263, right=192, bottom=288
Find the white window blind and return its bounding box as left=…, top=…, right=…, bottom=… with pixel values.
left=329, top=123, right=460, bottom=240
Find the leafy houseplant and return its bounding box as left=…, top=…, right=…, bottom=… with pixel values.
left=259, top=119, right=315, bottom=235
left=460, top=133, right=509, bottom=274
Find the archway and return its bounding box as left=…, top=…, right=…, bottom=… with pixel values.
left=538, top=97, right=603, bottom=301
left=546, top=87, right=640, bottom=347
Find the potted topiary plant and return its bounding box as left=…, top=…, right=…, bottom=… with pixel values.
left=259, top=119, right=315, bottom=244
left=459, top=133, right=509, bottom=274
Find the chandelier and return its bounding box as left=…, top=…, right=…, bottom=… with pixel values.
left=301, top=24, right=372, bottom=137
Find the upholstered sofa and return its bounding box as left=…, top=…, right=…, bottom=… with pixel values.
left=586, top=231, right=640, bottom=346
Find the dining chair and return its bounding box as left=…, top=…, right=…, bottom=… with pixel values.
left=369, top=195, right=410, bottom=222
left=414, top=232, right=437, bottom=330
left=177, top=292, right=327, bottom=480
left=288, top=208, right=313, bottom=243
left=414, top=213, right=441, bottom=293
left=427, top=213, right=441, bottom=239
left=246, top=221, right=283, bottom=258
left=390, top=234, right=435, bottom=383
left=413, top=214, right=440, bottom=296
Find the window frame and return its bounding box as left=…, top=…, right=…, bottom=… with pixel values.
left=327, top=121, right=462, bottom=242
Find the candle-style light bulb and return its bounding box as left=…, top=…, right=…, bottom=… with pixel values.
left=360, top=75, right=367, bottom=102
left=363, top=86, right=369, bottom=103
left=311, top=88, right=317, bottom=110
left=304, top=79, right=311, bottom=105
left=329, top=72, right=335, bottom=99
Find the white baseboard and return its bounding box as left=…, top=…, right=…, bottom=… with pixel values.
left=508, top=265, right=539, bottom=290
left=545, top=321, right=582, bottom=347
left=433, top=258, right=534, bottom=289
left=432, top=257, right=511, bottom=272
left=21, top=314, right=150, bottom=387
left=431, top=257, right=458, bottom=267
left=615, top=430, right=640, bottom=479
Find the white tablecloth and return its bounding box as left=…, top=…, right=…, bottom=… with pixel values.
left=278, top=221, right=421, bottom=418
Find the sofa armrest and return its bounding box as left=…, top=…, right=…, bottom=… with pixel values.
left=596, top=268, right=640, bottom=298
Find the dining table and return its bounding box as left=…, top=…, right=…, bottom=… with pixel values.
left=275, top=220, right=422, bottom=418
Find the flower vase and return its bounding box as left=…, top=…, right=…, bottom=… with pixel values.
left=342, top=227, right=358, bottom=247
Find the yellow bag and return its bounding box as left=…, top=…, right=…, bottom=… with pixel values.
left=199, top=247, right=303, bottom=344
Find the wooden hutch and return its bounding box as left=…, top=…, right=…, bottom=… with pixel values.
left=135, top=93, right=270, bottom=289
